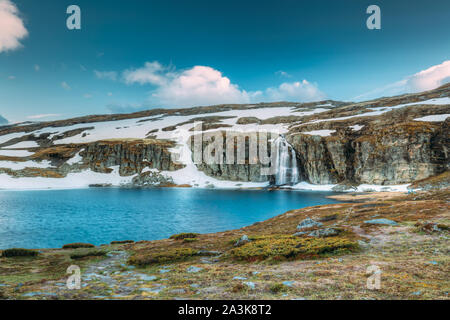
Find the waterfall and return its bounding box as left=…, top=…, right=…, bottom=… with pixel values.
left=273, top=135, right=299, bottom=186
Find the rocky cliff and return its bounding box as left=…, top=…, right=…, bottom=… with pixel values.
left=0, top=84, right=449, bottom=189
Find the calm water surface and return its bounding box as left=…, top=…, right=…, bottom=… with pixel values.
left=0, top=188, right=339, bottom=249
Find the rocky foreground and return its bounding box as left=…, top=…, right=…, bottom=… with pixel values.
left=0, top=187, right=448, bottom=300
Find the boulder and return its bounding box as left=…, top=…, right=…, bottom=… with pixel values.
left=308, top=228, right=340, bottom=237
left=364, top=218, right=398, bottom=226
left=186, top=266, right=203, bottom=273
left=297, top=218, right=323, bottom=230
left=234, top=235, right=250, bottom=247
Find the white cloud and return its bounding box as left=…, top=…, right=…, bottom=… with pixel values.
left=83, top=93, right=93, bottom=99
left=354, top=60, right=450, bottom=101
left=8, top=75, right=15, bottom=80
left=27, top=113, right=61, bottom=120
left=151, top=66, right=253, bottom=107
left=0, top=0, right=28, bottom=53
left=123, top=61, right=169, bottom=86
left=107, top=92, right=113, bottom=96
left=94, top=70, right=117, bottom=81
left=275, top=70, right=292, bottom=78
left=34, top=64, right=40, bottom=71
left=61, top=81, right=71, bottom=90
left=120, top=62, right=325, bottom=107
left=263, top=80, right=326, bottom=102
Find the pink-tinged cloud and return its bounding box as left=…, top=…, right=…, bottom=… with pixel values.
left=354, top=60, right=450, bottom=101
left=0, top=0, right=28, bottom=53
left=121, top=62, right=326, bottom=107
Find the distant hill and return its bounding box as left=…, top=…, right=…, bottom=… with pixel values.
left=0, top=115, right=8, bottom=125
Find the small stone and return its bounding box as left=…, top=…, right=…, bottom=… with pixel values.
left=297, top=218, right=323, bottom=230
left=293, top=231, right=307, bottom=237
left=140, top=285, right=166, bottom=294
left=243, top=282, right=256, bottom=290
left=169, top=288, right=186, bottom=294
left=283, top=281, right=294, bottom=287
left=22, top=291, right=57, bottom=297
left=159, top=269, right=171, bottom=274
left=252, top=271, right=260, bottom=275
left=282, top=281, right=295, bottom=287
left=233, top=276, right=247, bottom=280
left=357, top=240, right=369, bottom=248
left=186, top=266, right=203, bottom=273
left=138, top=274, right=157, bottom=281
left=190, top=284, right=200, bottom=288
left=364, top=218, right=398, bottom=226
left=235, top=235, right=250, bottom=247
left=197, top=250, right=222, bottom=256
left=412, top=291, right=422, bottom=296
left=200, top=258, right=216, bottom=264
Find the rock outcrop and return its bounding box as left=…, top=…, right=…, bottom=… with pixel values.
left=81, top=139, right=182, bottom=176
left=288, top=119, right=449, bottom=185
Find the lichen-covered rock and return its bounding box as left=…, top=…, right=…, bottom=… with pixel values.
left=308, top=228, right=340, bottom=237
left=364, top=218, right=398, bottom=226
left=297, top=218, right=323, bottom=230
left=131, top=171, right=174, bottom=187
left=234, top=235, right=250, bottom=247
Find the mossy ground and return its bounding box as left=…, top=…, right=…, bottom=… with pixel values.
left=0, top=188, right=448, bottom=300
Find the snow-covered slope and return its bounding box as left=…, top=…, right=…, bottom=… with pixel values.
left=0, top=84, right=449, bottom=191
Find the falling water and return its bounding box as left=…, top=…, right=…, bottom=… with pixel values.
left=273, top=135, right=299, bottom=186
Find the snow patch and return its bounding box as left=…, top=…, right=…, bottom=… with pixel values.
left=300, top=129, right=336, bottom=137
left=0, top=166, right=136, bottom=190
left=413, top=114, right=450, bottom=122
left=2, top=141, right=39, bottom=149
left=0, top=149, right=33, bottom=157
left=292, top=97, right=450, bottom=128
left=349, top=125, right=364, bottom=131
left=66, top=151, right=83, bottom=165
left=0, top=160, right=52, bottom=170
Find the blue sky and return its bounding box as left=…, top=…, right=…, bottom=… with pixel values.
left=0, top=0, right=449, bottom=123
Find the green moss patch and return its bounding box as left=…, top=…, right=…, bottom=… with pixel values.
left=128, top=248, right=198, bottom=266
left=228, top=235, right=358, bottom=262
left=182, top=238, right=198, bottom=243
left=70, top=249, right=107, bottom=260
left=169, top=233, right=200, bottom=240
left=1, top=248, right=39, bottom=258
left=269, top=283, right=289, bottom=293
left=62, top=243, right=95, bottom=249
left=111, top=240, right=135, bottom=245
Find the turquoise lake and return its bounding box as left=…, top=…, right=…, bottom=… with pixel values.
left=0, top=188, right=340, bottom=249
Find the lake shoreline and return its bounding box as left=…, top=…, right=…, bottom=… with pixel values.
left=0, top=188, right=341, bottom=249
left=1, top=188, right=448, bottom=300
